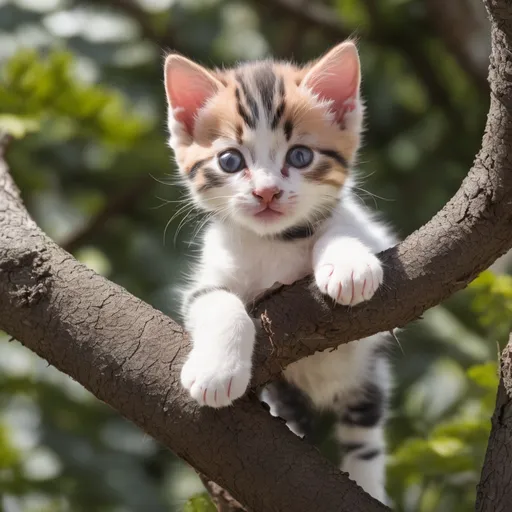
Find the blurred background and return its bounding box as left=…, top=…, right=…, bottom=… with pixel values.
left=0, top=0, right=511, bottom=511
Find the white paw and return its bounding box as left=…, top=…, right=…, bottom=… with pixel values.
left=314, top=251, right=383, bottom=306
left=181, top=291, right=256, bottom=408
left=181, top=350, right=252, bottom=407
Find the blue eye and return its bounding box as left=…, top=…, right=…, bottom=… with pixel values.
left=218, top=150, right=245, bottom=173
left=286, top=146, right=313, bottom=168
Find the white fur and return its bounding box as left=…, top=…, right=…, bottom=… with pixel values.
left=284, top=334, right=385, bottom=408
left=181, top=289, right=255, bottom=407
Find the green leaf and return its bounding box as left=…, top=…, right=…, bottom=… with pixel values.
left=0, top=423, right=19, bottom=469
left=0, top=114, right=39, bottom=138
left=0, top=50, right=149, bottom=146
left=429, top=436, right=465, bottom=457
left=183, top=494, right=216, bottom=512
left=432, top=420, right=490, bottom=446
left=467, top=362, right=499, bottom=391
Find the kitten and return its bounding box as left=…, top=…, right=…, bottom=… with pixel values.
left=163, top=41, right=395, bottom=502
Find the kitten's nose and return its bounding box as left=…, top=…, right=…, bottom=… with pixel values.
left=252, top=187, right=283, bottom=204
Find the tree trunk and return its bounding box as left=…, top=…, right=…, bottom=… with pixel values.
left=476, top=335, right=512, bottom=511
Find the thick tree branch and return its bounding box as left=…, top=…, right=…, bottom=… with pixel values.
left=476, top=334, right=512, bottom=511
left=199, top=474, right=247, bottom=512
left=1, top=1, right=512, bottom=510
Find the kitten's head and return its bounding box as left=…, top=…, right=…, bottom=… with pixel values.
left=163, top=41, right=363, bottom=237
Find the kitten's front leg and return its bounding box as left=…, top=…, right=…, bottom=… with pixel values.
left=313, top=234, right=383, bottom=305
left=181, top=286, right=255, bottom=407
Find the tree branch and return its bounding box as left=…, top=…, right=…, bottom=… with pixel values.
left=1, top=1, right=512, bottom=510
left=199, top=474, right=247, bottom=512
left=476, top=334, right=512, bottom=510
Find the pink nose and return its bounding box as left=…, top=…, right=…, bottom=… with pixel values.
left=252, top=187, right=282, bottom=204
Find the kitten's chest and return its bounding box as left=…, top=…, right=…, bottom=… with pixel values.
left=237, top=238, right=313, bottom=300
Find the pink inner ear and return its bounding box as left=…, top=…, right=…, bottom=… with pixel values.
left=165, top=57, right=219, bottom=135
left=303, top=44, right=360, bottom=125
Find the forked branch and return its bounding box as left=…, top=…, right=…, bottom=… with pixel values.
left=1, top=1, right=512, bottom=511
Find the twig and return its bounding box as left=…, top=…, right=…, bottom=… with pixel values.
left=199, top=474, right=248, bottom=512
left=0, top=132, right=13, bottom=155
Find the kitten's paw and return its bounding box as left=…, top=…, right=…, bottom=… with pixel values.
left=181, top=301, right=255, bottom=407
left=181, top=351, right=252, bottom=407
left=315, top=251, right=383, bottom=306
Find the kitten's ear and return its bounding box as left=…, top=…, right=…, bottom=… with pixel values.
left=301, top=41, right=361, bottom=128
left=164, top=54, right=222, bottom=137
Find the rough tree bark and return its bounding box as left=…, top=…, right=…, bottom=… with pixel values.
left=1, top=0, right=512, bottom=510
left=476, top=334, right=512, bottom=512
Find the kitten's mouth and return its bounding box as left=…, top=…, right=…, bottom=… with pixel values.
left=253, top=206, right=284, bottom=222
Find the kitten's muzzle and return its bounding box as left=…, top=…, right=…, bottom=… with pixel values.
left=251, top=187, right=283, bottom=204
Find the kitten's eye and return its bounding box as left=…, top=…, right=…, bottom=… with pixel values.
left=286, top=146, right=313, bottom=168
left=218, top=150, right=245, bottom=173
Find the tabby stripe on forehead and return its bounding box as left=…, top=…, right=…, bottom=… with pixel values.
left=278, top=75, right=285, bottom=96
left=197, top=168, right=226, bottom=193
left=237, top=76, right=259, bottom=125
left=271, top=76, right=286, bottom=130
left=239, top=77, right=260, bottom=121
left=318, top=149, right=349, bottom=169
left=235, top=125, right=243, bottom=145
left=188, top=158, right=209, bottom=179
left=253, top=64, right=276, bottom=119
left=271, top=100, right=286, bottom=130
left=284, top=119, right=293, bottom=141
left=235, top=88, right=256, bottom=129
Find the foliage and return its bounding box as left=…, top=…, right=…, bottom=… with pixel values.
left=386, top=361, right=498, bottom=511
left=0, top=50, right=147, bottom=143
left=0, top=0, right=504, bottom=511
left=469, top=270, right=512, bottom=343
left=183, top=494, right=217, bottom=512
left=385, top=271, right=512, bottom=512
